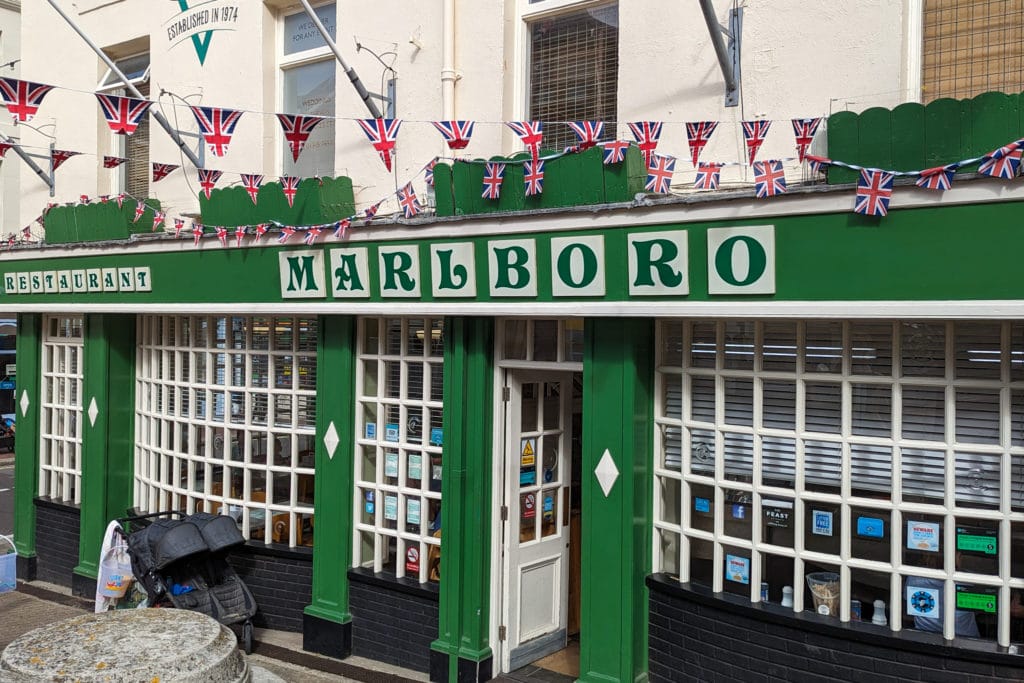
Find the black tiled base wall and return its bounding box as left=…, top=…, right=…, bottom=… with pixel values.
left=349, top=571, right=439, bottom=673
left=227, top=545, right=312, bottom=633
left=647, top=574, right=1024, bottom=683
left=33, top=499, right=80, bottom=588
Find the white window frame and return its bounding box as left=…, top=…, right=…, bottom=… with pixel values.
left=134, top=315, right=318, bottom=548
left=353, top=317, right=444, bottom=583
left=653, top=319, right=1024, bottom=648
left=278, top=2, right=336, bottom=176
left=96, top=51, right=151, bottom=196
left=39, top=315, right=84, bottom=505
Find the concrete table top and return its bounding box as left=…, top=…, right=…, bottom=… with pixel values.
left=0, top=607, right=250, bottom=682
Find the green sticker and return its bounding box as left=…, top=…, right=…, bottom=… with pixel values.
left=955, top=590, right=997, bottom=613
left=956, top=533, right=997, bottom=555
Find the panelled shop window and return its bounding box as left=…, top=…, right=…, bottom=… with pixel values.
left=525, top=1, right=618, bottom=151
left=653, top=320, right=1024, bottom=647
left=97, top=52, right=150, bottom=198
left=922, top=0, right=1024, bottom=102
left=280, top=3, right=336, bottom=177
left=135, top=316, right=317, bottom=548
left=354, top=317, right=444, bottom=584
left=39, top=315, right=84, bottom=505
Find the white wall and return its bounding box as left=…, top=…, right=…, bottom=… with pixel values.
left=0, top=0, right=20, bottom=238
left=15, top=0, right=914, bottom=233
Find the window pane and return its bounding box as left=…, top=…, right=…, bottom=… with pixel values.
left=283, top=3, right=336, bottom=55
left=282, top=59, right=336, bottom=177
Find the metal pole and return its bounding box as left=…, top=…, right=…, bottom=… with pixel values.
left=698, top=0, right=737, bottom=94
left=1, top=135, right=54, bottom=193
left=45, top=0, right=203, bottom=168
left=297, top=0, right=382, bottom=119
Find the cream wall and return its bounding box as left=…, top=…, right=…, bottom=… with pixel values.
left=15, top=0, right=913, bottom=233
left=0, top=0, right=19, bottom=238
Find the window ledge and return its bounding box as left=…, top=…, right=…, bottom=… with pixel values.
left=347, top=567, right=440, bottom=601
left=647, top=573, right=1024, bottom=667
left=33, top=496, right=81, bottom=512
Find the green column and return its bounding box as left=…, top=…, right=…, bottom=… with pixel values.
left=13, top=314, right=42, bottom=576
left=303, top=315, right=356, bottom=658
left=431, top=317, right=494, bottom=683
left=579, top=318, right=654, bottom=683
left=74, top=314, right=136, bottom=594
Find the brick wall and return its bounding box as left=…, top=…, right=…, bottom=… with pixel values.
left=227, top=544, right=312, bottom=633
left=348, top=569, right=439, bottom=673
left=34, top=499, right=80, bottom=587
left=647, top=574, right=1024, bottom=683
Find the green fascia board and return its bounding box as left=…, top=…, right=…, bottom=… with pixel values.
left=437, top=145, right=644, bottom=217
left=826, top=89, right=1024, bottom=184
left=44, top=200, right=162, bottom=244
left=13, top=314, right=42, bottom=559
left=199, top=176, right=355, bottom=227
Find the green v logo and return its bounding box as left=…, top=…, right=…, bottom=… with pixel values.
left=177, top=0, right=213, bottom=65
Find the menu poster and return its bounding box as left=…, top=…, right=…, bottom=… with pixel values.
left=384, top=494, right=398, bottom=521
left=408, top=454, right=423, bottom=480
left=407, top=498, right=421, bottom=525
left=906, top=520, right=940, bottom=552
left=725, top=554, right=750, bottom=584
left=385, top=452, right=400, bottom=478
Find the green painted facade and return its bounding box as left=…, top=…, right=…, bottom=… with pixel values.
left=44, top=201, right=162, bottom=244
left=13, top=314, right=42, bottom=561
left=198, top=176, right=355, bottom=229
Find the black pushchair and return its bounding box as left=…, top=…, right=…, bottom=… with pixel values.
left=119, top=511, right=258, bottom=653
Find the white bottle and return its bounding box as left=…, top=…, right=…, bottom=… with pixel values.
left=872, top=599, right=887, bottom=626
left=781, top=585, right=794, bottom=608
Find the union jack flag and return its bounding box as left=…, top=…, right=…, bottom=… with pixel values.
left=432, top=120, right=475, bottom=150
left=0, top=78, right=54, bottom=123
left=686, top=121, right=719, bottom=166
left=915, top=163, right=958, bottom=191
left=364, top=202, right=382, bottom=220
left=215, top=226, right=228, bottom=247
left=304, top=227, right=323, bottom=245
left=277, top=113, right=325, bottom=162
left=567, top=121, right=605, bottom=150
left=627, top=121, right=662, bottom=167
left=152, top=211, right=165, bottom=231
left=482, top=161, right=506, bottom=200
left=280, top=176, right=300, bottom=207
left=103, top=155, right=128, bottom=169
left=357, top=118, right=402, bottom=171
left=602, top=140, right=630, bottom=165
left=978, top=144, right=1022, bottom=179
left=6, top=235, right=14, bottom=248
left=116, top=193, right=125, bottom=209
left=95, top=94, right=152, bottom=135
left=753, top=160, right=787, bottom=198
left=791, top=117, right=822, bottom=162
left=854, top=169, right=895, bottom=217
left=197, top=169, right=223, bottom=199
left=133, top=201, right=146, bottom=223
left=645, top=154, right=676, bottom=194
left=241, top=174, right=263, bottom=204
left=234, top=226, right=247, bottom=247
left=190, top=106, right=244, bottom=157
left=22, top=225, right=31, bottom=240
left=98, top=196, right=109, bottom=204
left=694, top=162, right=722, bottom=190
left=277, top=227, right=296, bottom=244
left=174, top=218, right=185, bottom=238
left=524, top=159, right=545, bottom=197
left=398, top=183, right=421, bottom=218
left=506, top=121, right=544, bottom=163
left=742, top=120, right=772, bottom=165
left=152, top=162, right=179, bottom=183
left=424, top=159, right=437, bottom=187
left=51, top=150, right=79, bottom=171
left=191, top=222, right=204, bottom=246
left=79, top=195, right=91, bottom=205
left=0, top=142, right=10, bottom=157
left=253, top=223, right=268, bottom=242
left=333, top=218, right=351, bottom=239
left=805, top=154, right=831, bottom=175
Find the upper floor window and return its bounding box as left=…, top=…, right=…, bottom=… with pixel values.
left=280, top=3, right=336, bottom=177
left=524, top=2, right=618, bottom=151
left=97, top=51, right=150, bottom=198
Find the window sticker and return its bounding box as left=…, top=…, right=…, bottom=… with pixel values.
left=407, top=498, right=421, bottom=525
left=906, top=520, right=940, bottom=552
left=956, top=586, right=998, bottom=614
left=521, top=437, right=536, bottom=467
left=385, top=452, right=399, bottom=478
left=695, top=497, right=711, bottom=514
left=956, top=526, right=998, bottom=555
left=364, top=490, right=374, bottom=514
left=907, top=585, right=940, bottom=618
left=385, top=424, right=400, bottom=442
left=812, top=510, right=833, bottom=536
left=383, top=494, right=398, bottom=520
left=408, top=454, right=423, bottom=480
left=726, top=554, right=750, bottom=584
left=856, top=516, right=884, bottom=539
left=365, top=423, right=377, bottom=439
left=430, top=427, right=443, bottom=446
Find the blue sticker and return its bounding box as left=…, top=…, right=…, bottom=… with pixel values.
left=731, top=504, right=746, bottom=520
left=725, top=555, right=751, bottom=584
left=543, top=495, right=554, bottom=512
left=430, top=427, right=443, bottom=446
left=812, top=510, right=834, bottom=536
left=857, top=516, right=885, bottom=539
left=0, top=380, right=14, bottom=390
left=365, top=423, right=376, bottom=439
left=385, top=424, right=400, bottom=442
left=695, top=497, right=711, bottom=513
left=520, top=470, right=536, bottom=486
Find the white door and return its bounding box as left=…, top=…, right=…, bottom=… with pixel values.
left=501, top=370, right=572, bottom=672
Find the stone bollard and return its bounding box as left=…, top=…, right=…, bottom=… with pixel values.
left=0, top=608, right=251, bottom=682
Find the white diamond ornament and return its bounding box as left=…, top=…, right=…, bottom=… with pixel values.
left=324, top=421, right=340, bottom=460
left=19, top=390, right=29, bottom=417
left=88, top=397, right=99, bottom=427
left=594, top=449, right=620, bottom=497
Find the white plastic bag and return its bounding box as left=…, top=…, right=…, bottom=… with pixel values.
left=94, top=521, right=133, bottom=612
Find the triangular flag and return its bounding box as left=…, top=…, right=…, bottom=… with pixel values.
left=234, top=226, right=247, bottom=247
left=277, top=113, right=325, bottom=162
left=197, top=169, right=223, bottom=199
left=51, top=149, right=80, bottom=171
left=304, top=227, right=323, bottom=245
left=216, top=226, right=228, bottom=247
left=915, top=164, right=958, bottom=191
left=628, top=121, right=663, bottom=167
left=333, top=219, right=351, bottom=239
left=280, top=176, right=300, bottom=207
left=133, top=201, right=146, bottom=223
left=357, top=118, right=402, bottom=171
left=254, top=223, right=268, bottom=242
left=686, top=121, right=719, bottom=166
left=152, top=211, right=165, bottom=231
left=190, top=106, right=244, bottom=157
left=152, top=162, right=179, bottom=183
left=241, top=174, right=263, bottom=204
left=174, top=218, right=185, bottom=238
left=103, top=155, right=128, bottom=169
left=742, top=120, right=772, bottom=165
left=506, top=121, right=544, bottom=163
left=192, top=222, right=204, bottom=246
left=791, top=118, right=822, bottom=162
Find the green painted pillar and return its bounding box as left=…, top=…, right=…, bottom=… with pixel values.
left=431, top=317, right=494, bottom=683
left=303, top=315, right=356, bottom=658
left=13, top=313, right=42, bottom=579
left=579, top=318, right=654, bottom=683
left=73, top=314, right=136, bottom=597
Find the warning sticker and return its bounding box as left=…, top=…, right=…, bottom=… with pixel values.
left=521, top=437, right=536, bottom=467
left=523, top=492, right=536, bottom=518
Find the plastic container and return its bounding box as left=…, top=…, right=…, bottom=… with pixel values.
left=0, top=535, right=16, bottom=594
left=806, top=572, right=840, bottom=616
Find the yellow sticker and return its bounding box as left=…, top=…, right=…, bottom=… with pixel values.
left=520, top=437, right=536, bottom=466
